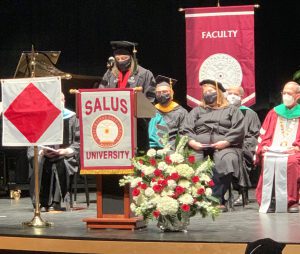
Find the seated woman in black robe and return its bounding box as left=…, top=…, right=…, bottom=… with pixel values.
left=182, top=80, right=247, bottom=212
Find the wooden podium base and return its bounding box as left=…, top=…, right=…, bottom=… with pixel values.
left=83, top=216, right=146, bottom=230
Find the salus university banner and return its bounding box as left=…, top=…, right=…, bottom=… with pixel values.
left=79, top=89, right=135, bottom=174
left=185, top=5, right=255, bottom=107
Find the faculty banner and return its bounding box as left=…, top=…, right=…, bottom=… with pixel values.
left=1, top=77, right=62, bottom=146
left=185, top=5, right=255, bottom=107
left=79, top=89, right=135, bottom=174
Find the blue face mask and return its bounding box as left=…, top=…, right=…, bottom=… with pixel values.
left=203, top=92, right=217, bottom=104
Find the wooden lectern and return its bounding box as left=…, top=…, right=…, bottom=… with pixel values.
left=82, top=90, right=156, bottom=229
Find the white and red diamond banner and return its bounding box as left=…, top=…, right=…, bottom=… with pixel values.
left=185, top=5, right=255, bottom=107
left=1, top=76, right=63, bottom=146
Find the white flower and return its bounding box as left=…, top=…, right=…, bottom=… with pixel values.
left=157, top=161, right=168, bottom=171
left=200, top=174, right=211, bottom=183
left=175, top=164, right=194, bottom=179
left=130, top=203, right=136, bottom=212
left=157, top=149, right=168, bottom=156
left=205, top=188, right=212, bottom=196
left=144, top=187, right=155, bottom=197
left=178, top=179, right=191, bottom=189
left=149, top=194, right=161, bottom=205
left=130, top=177, right=142, bottom=188
left=134, top=194, right=146, bottom=206
left=161, top=189, right=174, bottom=197
left=156, top=196, right=179, bottom=215
left=165, top=165, right=176, bottom=174
left=170, top=153, right=184, bottom=163
left=178, top=193, right=194, bottom=205
left=167, top=179, right=177, bottom=189
left=142, top=165, right=156, bottom=176
left=147, top=148, right=157, bottom=157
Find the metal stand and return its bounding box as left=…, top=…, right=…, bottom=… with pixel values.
left=22, top=46, right=53, bottom=227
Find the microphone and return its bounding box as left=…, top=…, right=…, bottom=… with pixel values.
left=106, top=56, right=115, bottom=69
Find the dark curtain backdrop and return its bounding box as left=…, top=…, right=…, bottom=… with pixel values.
left=0, top=0, right=299, bottom=119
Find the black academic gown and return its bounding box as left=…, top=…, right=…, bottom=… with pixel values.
left=183, top=105, right=250, bottom=188
left=28, top=114, right=80, bottom=208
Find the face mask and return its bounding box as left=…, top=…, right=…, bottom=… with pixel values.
left=282, top=94, right=295, bottom=107
left=156, top=94, right=171, bottom=105
left=203, top=92, right=217, bottom=105
left=227, top=94, right=241, bottom=106
left=116, top=58, right=131, bottom=72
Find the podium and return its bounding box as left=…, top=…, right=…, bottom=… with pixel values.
left=79, top=89, right=155, bottom=229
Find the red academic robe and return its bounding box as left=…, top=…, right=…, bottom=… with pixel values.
left=255, top=109, right=300, bottom=209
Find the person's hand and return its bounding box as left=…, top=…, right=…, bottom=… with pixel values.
left=212, top=140, right=230, bottom=150
left=56, top=148, right=74, bottom=156
left=284, top=146, right=300, bottom=154
left=188, top=140, right=204, bottom=151
left=262, top=146, right=269, bottom=154
left=43, top=149, right=59, bottom=158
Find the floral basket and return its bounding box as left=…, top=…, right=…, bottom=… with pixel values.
left=119, top=136, right=220, bottom=232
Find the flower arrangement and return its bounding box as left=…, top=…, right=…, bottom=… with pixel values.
left=119, top=136, right=220, bottom=231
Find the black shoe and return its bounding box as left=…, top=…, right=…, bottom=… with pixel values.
left=288, top=204, right=299, bottom=213
left=49, top=202, right=62, bottom=211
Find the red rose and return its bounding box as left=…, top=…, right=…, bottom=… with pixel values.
left=140, top=183, right=147, bottom=189
left=181, top=204, right=190, bottom=212
left=192, top=176, right=200, bottom=183
left=153, top=184, right=163, bottom=193
left=154, top=169, right=162, bottom=177
left=175, top=186, right=185, bottom=195
left=197, top=187, right=205, bottom=195
left=158, top=179, right=168, bottom=187
left=208, top=180, right=215, bottom=187
left=188, top=155, right=196, bottom=164
left=151, top=178, right=156, bottom=182
left=149, top=158, right=157, bottom=166
left=141, top=173, right=145, bottom=177
left=132, top=188, right=140, bottom=197
left=170, top=172, right=180, bottom=181
left=153, top=210, right=160, bottom=218
left=165, top=156, right=172, bottom=165
left=139, top=160, right=144, bottom=164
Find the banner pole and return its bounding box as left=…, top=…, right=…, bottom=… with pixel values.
left=23, top=45, right=53, bottom=227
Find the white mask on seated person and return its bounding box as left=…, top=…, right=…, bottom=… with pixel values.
left=282, top=94, right=295, bottom=107
left=227, top=94, right=241, bottom=106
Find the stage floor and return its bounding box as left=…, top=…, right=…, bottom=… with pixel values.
left=0, top=190, right=299, bottom=254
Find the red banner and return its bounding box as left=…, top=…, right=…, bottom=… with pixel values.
left=185, top=5, right=255, bottom=107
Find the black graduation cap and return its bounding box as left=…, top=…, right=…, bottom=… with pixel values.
left=199, top=79, right=226, bottom=92
left=245, top=238, right=286, bottom=254
left=110, top=41, right=138, bottom=56
left=156, top=75, right=178, bottom=88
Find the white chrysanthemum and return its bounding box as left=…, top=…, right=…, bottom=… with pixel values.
left=144, top=187, right=155, bottom=197
left=196, top=200, right=212, bottom=209
left=161, top=189, right=174, bottom=197
left=165, top=165, right=177, bottom=174
left=157, top=161, right=168, bottom=171
left=134, top=206, right=142, bottom=216
left=175, top=164, right=194, bottom=179
left=133, top=194, right=146, bottom=206
left=200, top=174, right=211, bottom=183
left=170, top=153, right=184, bottom=163
left=130, top=177, right=142, bottom=188
left=142, top=165, right=156, bottom=176
left=167, top=179, right=177, bottom=189
left=157, top=149, right=169, bottom=156
left=130, top=203, right=136, bottom=212
left=178, top=193, right=194, bottom=205
left=149, top=194, right=161, bottom=205
left=191, top=186, right=199, bottom=197
left=205, top=187, right=212, bottom=196
left=178, top=179, right=191, bottom=189
left=156, top=196, right=179, bottom=215
left=147, top=148, right=157, bottom=157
